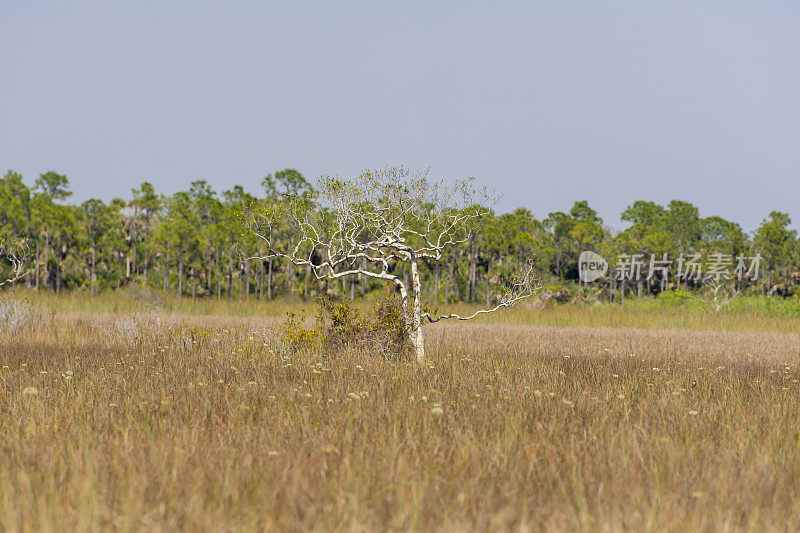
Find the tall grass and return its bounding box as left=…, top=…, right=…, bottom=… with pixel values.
left=12, top=287, right=800, bottom=334
left=1, top=299, right=799, bottom=530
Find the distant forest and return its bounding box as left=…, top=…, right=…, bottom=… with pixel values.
left=1, top=169, right=797, bottom=301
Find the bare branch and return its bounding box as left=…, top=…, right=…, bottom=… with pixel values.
left=422, top=260, right=541, bottom=323
left=244, top=166, right=496, bottom=283
left=0, top=238, right=30, bottom=288
left=693, top=275, right=739, bottom=312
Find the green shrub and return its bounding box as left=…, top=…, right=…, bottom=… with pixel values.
left=279, top=296, right=411, bottom=359
left=657, top=289, right=697, bottom=308
left=365, top=296, right=411, bottom=359
left=317, top=297, right=368, bottom=351
left=279, top=311, right=321, bottom=353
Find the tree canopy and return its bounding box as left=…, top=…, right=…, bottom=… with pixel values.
left=0, top=168, right=798, bottom=300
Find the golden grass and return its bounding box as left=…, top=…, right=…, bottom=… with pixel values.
left=1, top=299, right=800, bottom=530
left=17, top=288, right=800, bottom=334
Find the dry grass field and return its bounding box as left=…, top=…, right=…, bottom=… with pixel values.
left=2, top=294, right=800, bottom=531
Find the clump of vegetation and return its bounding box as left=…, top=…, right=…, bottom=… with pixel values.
left=89, top=309, right=161, bottom=348
left=0, top=297, right=48, bottom=335
left=279, top=311, right=321, bottom=353
left=280, top=296, right=410, bottom=359
left=657, top=288, right=697, bottom=307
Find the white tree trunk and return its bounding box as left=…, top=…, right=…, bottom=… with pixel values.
left=410, top=258, right=425, bottom=363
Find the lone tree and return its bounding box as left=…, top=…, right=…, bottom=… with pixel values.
left=245, top=166, right=540, bottom=362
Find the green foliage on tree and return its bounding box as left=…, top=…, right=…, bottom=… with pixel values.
left=1, top=167, right=799, bottom=300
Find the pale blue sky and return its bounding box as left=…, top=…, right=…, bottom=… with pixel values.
left=2, top=2, right=798, bottom=231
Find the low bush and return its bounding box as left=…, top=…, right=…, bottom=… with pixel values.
left=279, top=296, right=410, bottom=359
left=0, top=297, right=50, bottom=335
left=89, top=310, right=161, bottom=349
left=657, top=288, right=698, bottom=308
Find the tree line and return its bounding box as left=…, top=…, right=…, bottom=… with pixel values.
left=1, top=168, right=798, bottom=302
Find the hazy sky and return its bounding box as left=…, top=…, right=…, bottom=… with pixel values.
left=2, top=2, right=798, bottom=232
